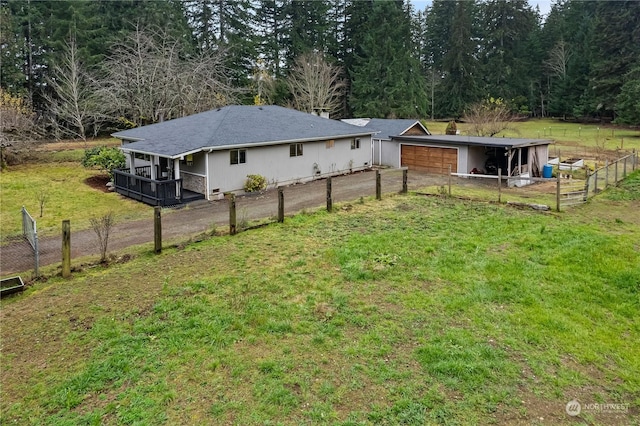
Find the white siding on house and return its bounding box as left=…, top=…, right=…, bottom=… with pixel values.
left=206, top=137, right=372, bottom=196
left=380, top=140, right=401, bottom=168
left=179, top=152, right=207, bottom=176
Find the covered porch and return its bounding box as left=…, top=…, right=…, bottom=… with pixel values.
left=112, top=169, right=204, bottom=206
left=113, top=151, right=205, bottom=206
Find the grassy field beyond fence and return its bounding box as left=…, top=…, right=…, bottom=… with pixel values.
left=0, top=162, right=151, bottom=239
left=424, top=119, right=640, bottom=163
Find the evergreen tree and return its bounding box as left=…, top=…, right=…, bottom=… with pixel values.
left=540, top=0, right=596, bottom=118
left=255, top=0, right=289, bottom=78
left=342, top=0, right=374, bottom=115
left=583, top=0, right=640, bottom=120
left=439, top=0, right=479, bottom=117
left=615, top=64, right=640, bottom=125
left=350, top=1, right=427, bottom=118
left=479, top=0, right=540, bottom=111
left=284, top=0, right=332, bottom=68
left=423, top=0, right=457, bottom=119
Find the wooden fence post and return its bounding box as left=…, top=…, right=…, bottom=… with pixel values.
left=448, top=164, right=452, bottom=197
left=228, top=193, right=237, bottom=235
left=615, top=158, right=619, bottom=184
left=583, top=168, right=590, bottom=202
left=402, top=168, right=408, bottom=194
left=62, top=220, right=71, bottom=278
left=154, top=206, right=162, bottom=253
left=277, top=187, right=284, bottom=223
left=556, top=172, right=561, bottom=212
left=604, top=160, right=609, bottom=188
left=326, top=177, right=332, bottom=212
left=594, top=170, right=598, bottom=194
left=376, top=170, right=381, bottom=200
left=633, top=149, right=637, bottom=171
left=497, top=168, right=502, bottom=203
left=623, top=155, right=627, bottom=179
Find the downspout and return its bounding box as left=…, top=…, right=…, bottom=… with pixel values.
left=205, top=151, right=210, bottom=201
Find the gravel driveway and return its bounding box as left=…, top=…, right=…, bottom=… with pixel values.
left=0, top=169, right=448, bottom=277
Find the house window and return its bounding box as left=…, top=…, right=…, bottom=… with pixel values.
left=290, top=143, right=303, bottom=157
left=351, top=138, right=361, bottom=150
left=230, top=149, right=246, bottom=165
left=134, top=152, right=151, bottom=161
left=326, top=139, right=335, bottom=149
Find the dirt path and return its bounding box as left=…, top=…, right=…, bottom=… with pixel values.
left=0, top=170, right=448, bottom=277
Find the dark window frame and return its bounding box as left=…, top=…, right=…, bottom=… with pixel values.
left=230, top=149, right=247, bottom=165
left=290, top=143, right=303, bottom=157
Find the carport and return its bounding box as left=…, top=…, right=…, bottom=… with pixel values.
left=392, top=135, right=552, bottom=179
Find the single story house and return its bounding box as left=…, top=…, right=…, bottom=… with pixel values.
left=111, top=105, right=375, bottom=206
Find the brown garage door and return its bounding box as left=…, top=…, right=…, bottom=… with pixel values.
left=401, top=145, right=457, bottom=174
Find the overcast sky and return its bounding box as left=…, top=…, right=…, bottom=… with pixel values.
left=410, top=0, right=553, bottom=20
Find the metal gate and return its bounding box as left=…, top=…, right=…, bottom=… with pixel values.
left=21, top=207, right=39, bottom=277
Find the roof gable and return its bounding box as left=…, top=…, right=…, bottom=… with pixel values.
left=113, top=105, right=374, bottom=158
left=341, top=118, right=430, bottom=139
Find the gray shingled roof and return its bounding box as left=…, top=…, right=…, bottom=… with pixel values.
left=394, top=135, right=552, bottom=148
left=341, top=118, right=430, bottom=139
left=366, top=119, right=430, bottom=139
left=112, top=105, right=374, bottom=158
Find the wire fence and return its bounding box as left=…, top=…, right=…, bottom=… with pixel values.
left=416, top=150, right=638, bottom=212
left=585, top=152, right=638, bottom=198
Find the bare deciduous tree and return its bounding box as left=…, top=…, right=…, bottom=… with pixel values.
left=36, top=189, right=49, bottom=217
left=90, top=212, right=115, bottom=263
left=45, top=37, right=100, bottom=140
left=287, top=52, right=345, bottom=117
left=0, top=89, right=41, bottom=144
left=463, top=98, right=515, bottom=137
left=545, top=40, right=572, bottom=79
left=100, top=26, right=240, bottom=126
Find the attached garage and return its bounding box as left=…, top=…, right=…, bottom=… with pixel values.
left=401, top=145, right=458, bottom=174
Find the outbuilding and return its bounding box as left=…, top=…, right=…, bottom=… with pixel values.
left=388, top=134, right=552, bottom=180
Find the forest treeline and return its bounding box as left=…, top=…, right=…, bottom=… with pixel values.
left=1, top=0, right=639, bottom=141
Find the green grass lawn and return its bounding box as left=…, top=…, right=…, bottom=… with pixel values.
left=424, top=119, right=640, bottom=158
left=1, top=172, right=638, bottom=425
left=0, top=162, right=151, bottom=239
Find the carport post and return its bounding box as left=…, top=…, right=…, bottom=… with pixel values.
left=277, top=188, right=284, bottom=223
left=62, top=220, right=71, bottom=278
left=154, top=206, right=162, bottom=254
left=402, top=168, right=408, bottom=194
left=497, top=168, right=502, bottom=203
left=556, top=173, right=561, bottom=212
left=376, top=170, right=381, bottom=200
left=326, top=177, right=333, bottom=212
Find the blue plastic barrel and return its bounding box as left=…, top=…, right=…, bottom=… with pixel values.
left=542, top=164, right=553, bottom=179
